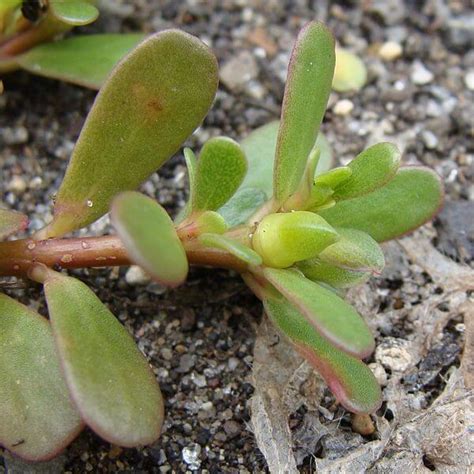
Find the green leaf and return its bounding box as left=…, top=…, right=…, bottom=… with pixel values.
left=298, top=258, right=371, bottom=289
left=314, top=166, right=352, bottom=189
left=218, top=187, right=267, bottom=227
left=0, top=208, right=27, bottom=239
left=38, top=30, right=218, bottom=238
left=333, top=48, right=367, bottom=92
left=273, top=22, right=335, bottom=203
left=111, top=192, right=188, bottom=286
left=333, top=143, right=401, bottom=200
left=319, top=167, right=444, bottom=242
left=252, top=211, right=339, bottom=268
left=198, top=233, right=262, bottom=266
left=262, top=267, right=375, bottom=358
left=18, top=34, right=144, bottom=89
left=44, top=273, right=164, bottom=447
left=192, top=137, right=247, bottom=212
left=0, top=294, right=83, bottom=461
left=49, top=0, right=99, bottom=26
left=254, top=282, right=381, bottom=414
left=319, top=228, right=385, bottom=272
left=239, top=121, right=333, bottom=199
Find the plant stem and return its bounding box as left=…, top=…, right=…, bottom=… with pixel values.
left=0, top=235, right=248, bottom=278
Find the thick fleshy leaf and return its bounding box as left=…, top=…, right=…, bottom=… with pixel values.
left=111, top=191, right=188, bottom=286
left=193, top=137, right=247, bottom=211
left=319, top=167, right=444, bottom=242
left=198, top=233, right=262, bottom=266
left=254, top=282, right=381, bottom=414
left=0, top=208, right=27, bottom=239
left=239, top=121, right=333, bottom=199
left=333, top=143, right=400, bottom=200
left=298, top=258, right=370, bottom=289
left=49, top=0, right=99, bottom=26
left=318, top=228, right=385, bottom=272
left=18, top=34, right=144, bottom=89
left=273, top=22, right=335, bottom=203
left=333, top=48, right=367, bottom=92
left=38, top=30, right=218, bottom=238
left=252, top=211, right=339, bottom=268
left=0, top=294, right=83, bottom=461
left=262, top=267, right=374, bottom=358
left=218, top=187, right=267, bottom=227
left=176, top=210, right=228, bottom=240
left=43, top=273, right=164, bottom=447
left=314, top=166, right=352, bottom=189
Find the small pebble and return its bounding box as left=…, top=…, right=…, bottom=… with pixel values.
left=411, top=61, right=434, bottom=85
left=0, top=126, right=28, bottom=145
left=369, top=362, right=388, bottom=386
left=7, top=176, right=27, bottom=193
left=465, top=70, right=474, bottom=91
left=421, top=130, right=439, bottom=149
left=378, top=41, right=403, bottom=61
left=220, top=51, right=259, bottom=91
left=375, top=337, right=413, bottom=372
left=333, top=99, right=354, bottom=116
left=351, top=414, right=375, bottom=436
left=182, top=443, right=201, bottom=470
left=125, top=265, right=150, bottom=285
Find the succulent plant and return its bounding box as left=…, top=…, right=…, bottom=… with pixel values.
left=0, top=22, right=443, bottom=461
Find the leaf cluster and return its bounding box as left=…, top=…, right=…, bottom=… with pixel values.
left=0, top=23, right=443, bottom=461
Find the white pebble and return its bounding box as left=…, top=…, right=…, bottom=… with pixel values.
left=333, top=99, right=354, bottom=116
left=465, top=70, right=474, bottom=91
left=375, top=337, right=413, bottom=372
left=8, top=176, right=27, bottom=193
left=411, top=60, right=434, bottom=85
left=421, top=130, right=439, bottom=149
left=378, top=41, right=403, bottom=61
left=125, top=265, right=150, bottom=285
left=182, top=443, right=201, bottom=470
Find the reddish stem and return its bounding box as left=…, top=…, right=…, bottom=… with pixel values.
left=0, top=235, right=248, bottom=278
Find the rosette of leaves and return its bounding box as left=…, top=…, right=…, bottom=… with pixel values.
left=0, top=0, right=144, bottom=88
left=0, top=22, right=443, bottom=461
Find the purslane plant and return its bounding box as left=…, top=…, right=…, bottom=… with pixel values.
left=0, top=0, right=143, bottom=88
left=0, top=23, right=443, bottom=461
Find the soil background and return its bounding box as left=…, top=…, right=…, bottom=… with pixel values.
left=1, top=1, right=473, bottom=473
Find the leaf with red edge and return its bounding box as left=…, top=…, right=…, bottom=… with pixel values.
left=273, top=22, right=335, bottom=204
left=43, top=272, right=164, bottom=447
left=111, top=191, right=188, bottom=287
left=262, top=267, right=374, bottom=358
left=244, top=275, right=382, bottom=414
left=0, top=294, right=83, bottom=461
left=319, top=167, right=444, bottom=242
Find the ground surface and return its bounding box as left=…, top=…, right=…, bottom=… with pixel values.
left=1, top=1, right=473, bottom=472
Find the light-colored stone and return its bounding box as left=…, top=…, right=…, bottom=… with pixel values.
left=465, top=70, right=474, bottom=91
left=125, top=265, right=150, bottom=285
left=375, top=337, right=413, bottom=372
left=182, top=443, right=201, bottom=470
left=411, top=61, right=434, bottom=85
left=333, top=99, right=354, bottom=116
left=378, top=41, right=403, bottom=61
left=220, top=51, right=259, bottom=91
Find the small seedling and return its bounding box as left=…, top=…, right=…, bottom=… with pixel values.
left=0, top=23, right=443, bottom=461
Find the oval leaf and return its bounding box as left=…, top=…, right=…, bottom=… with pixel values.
left=252, top=211, right=339, bottom=268
left=0, top=294, right=83, bottom=461
left=262, top=267, right=375, bottom=358
left=298, top=258, right=371, bottom=289
left=218, top=187, right=267, bottom=227
left=333, top=143, right=401, bottom=200
left=111, top=191, right=188, bottom=286
left=18, top=34, right=144, bottom=89
left=273, top=22, right=335, bottom=203
left=39, top=30, right=218, bottom=238
left=193, top=137, right=247, bottom=212
left=257, top=283, right=381, bottom=414
left=0, top=208, right=27, bottom=239
left=49, top=0, right=99, bottom=26
left=44, top=273, right=164, bottom=447
left=333, top=48, right=367, bottom=92
left=319, top=228, right=385, bottom=272
left=198, top=233, right=262, bottom=266
left=319, top=167, right=444, bottom=242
